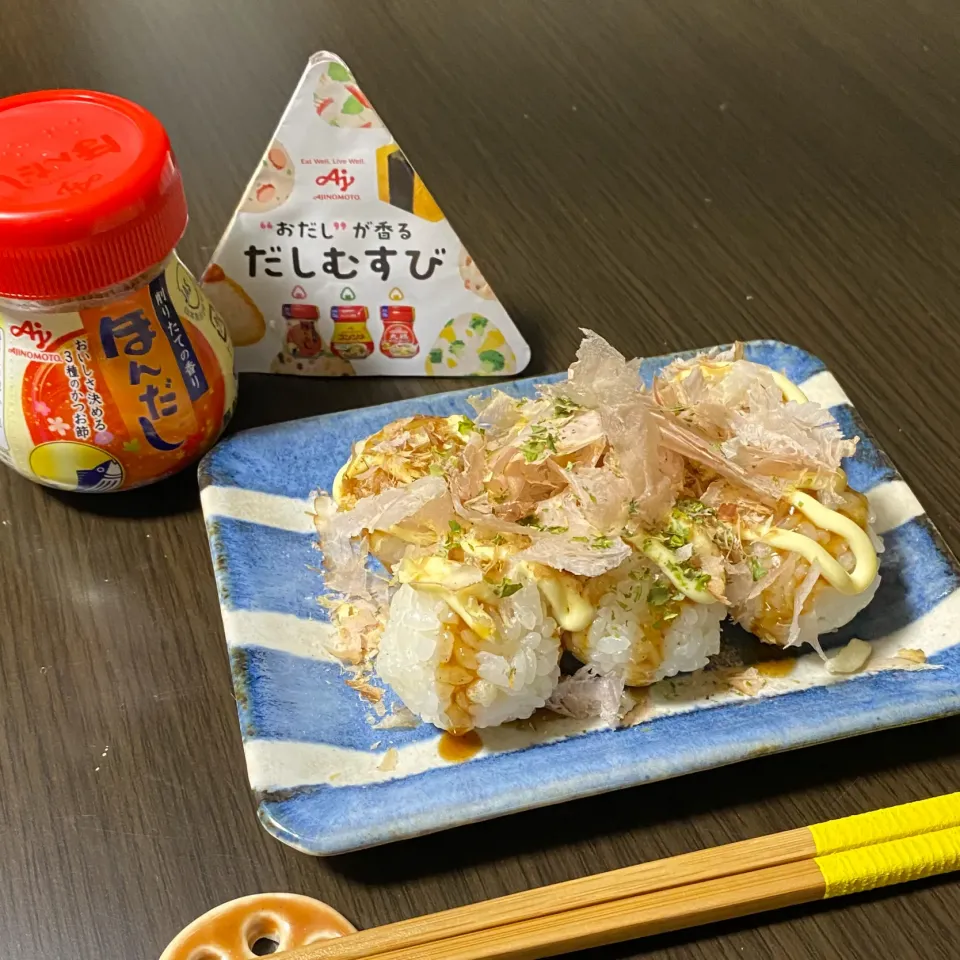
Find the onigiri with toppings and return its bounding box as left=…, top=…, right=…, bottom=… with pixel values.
left=313, top=332, right=881, bottom=733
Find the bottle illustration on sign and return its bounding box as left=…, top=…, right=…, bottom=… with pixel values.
left=330, top=305, right=374, bottom=360
left=282, top=303, right=324, bottom=358
left=379, top=305, right=419, bottom=359
left=270, top=302, right=355, bottom=377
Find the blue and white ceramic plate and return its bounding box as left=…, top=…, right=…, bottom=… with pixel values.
left=199, top=342, right=960, bottom=855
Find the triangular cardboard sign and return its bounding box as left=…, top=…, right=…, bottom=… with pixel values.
left=202, top=52, right=531, bottom=378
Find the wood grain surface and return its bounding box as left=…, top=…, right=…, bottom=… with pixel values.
left=1, top=1, right=959, bottom=958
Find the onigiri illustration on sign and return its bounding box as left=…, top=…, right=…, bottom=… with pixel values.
left=240, top=141, right=295, bottom=214
left=271, top=345, right=356, bottom=377
left=314, top=60, right=382, bottom=129
left=425, top=314, right=517, bottom=376
left=201, top=265, right=266, bottom=347
left=458, top=247, right=497, bottom=300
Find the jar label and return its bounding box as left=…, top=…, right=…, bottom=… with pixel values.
left=331, top=318, right=374, bottom=361
left=380, top=320, right=419, bottom=359
left=0, top=256, right=236, bottom=491
left=0, top=325, right=9, bottom=465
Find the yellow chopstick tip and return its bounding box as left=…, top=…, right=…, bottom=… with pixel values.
left=816, top=827, right=960, bottom=898
left=810, top=792, right=960, bottom=855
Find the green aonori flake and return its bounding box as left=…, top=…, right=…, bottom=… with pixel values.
left=553, top=395, right=582, bottom=418
left=662, top=513, right=692, bottom=549
left=748, top=555, right=767, bottom=581
left=494, top=578, right=523, bottom=599
left=647, top=582, right=672, bottom=607
left=591, top=534, right=614, bottom=550
left=693, top=572, right=712, bottom=592
left=520, top=425, right=558, bottom=462
left=675, top=498, right=715, bottom=519
left=449, top=520, right=463, bottom=534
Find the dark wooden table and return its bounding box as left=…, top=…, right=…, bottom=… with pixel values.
left=2, top=1, right=960, bottom=957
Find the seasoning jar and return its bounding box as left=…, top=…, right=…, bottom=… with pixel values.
left=0, top=90, right=236, bottom=492
left=281, top=303, right=324, bottom=358
left=379, top=304, right=419, bottom=359
left=330, top=305, right=373, bottom=360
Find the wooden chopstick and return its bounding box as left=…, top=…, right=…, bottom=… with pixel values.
left=275, top=793, right=960, bottom=960
left=344, top=858, right=828, bottom=960
left=283, top=828, right=814, bottom=960
left=357, top=826, right=960, bottom=960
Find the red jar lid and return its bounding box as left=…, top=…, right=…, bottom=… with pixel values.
left=283, top=303, right=320, bottom=321
left=0, top=89, right=188, bottom=300
left=380, top=305, right=415, bottom=321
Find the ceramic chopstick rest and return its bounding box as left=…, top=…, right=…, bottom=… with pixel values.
left=160, top=892, right=355, bottom=959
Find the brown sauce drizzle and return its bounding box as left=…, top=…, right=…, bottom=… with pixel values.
left=438, top=730, right=483, bottom=762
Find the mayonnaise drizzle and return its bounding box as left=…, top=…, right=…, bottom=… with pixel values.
left=627, top=536, right=717, bottom=604
left=535, top=572, right=596, bottom=632
left=675, top=359, right=809, bottom=405
left=682, top=362, right=877, bottom=596
left=743, top=491, right=878, bottom=596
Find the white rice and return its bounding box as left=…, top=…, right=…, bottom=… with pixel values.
left=567, top=558, right=724, bottom=686
left=733, top=528, right=883, bottom=653
left=792, top=572, right=881, bottom=650
left=376, top=580, right=561, bottom=732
